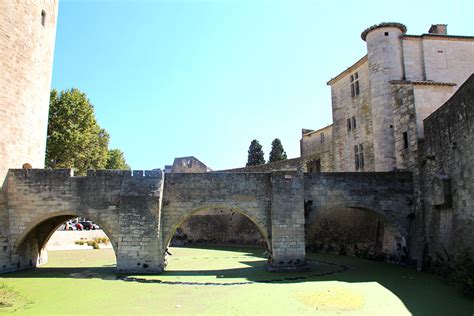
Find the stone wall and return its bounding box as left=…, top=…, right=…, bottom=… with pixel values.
left=391, top=82, right=420, bottom=172
left=172, top=208, right=266, bottom=247
left=421, top=74, right=474, bottom=261
left=420, top=37, right=474, bottom=87
left=304, top=172, right=414, bottom=261
left=0, top=1, right=58, bottom=184
left=160, top=172, right=272, bottom=249
left=307, top=207, right=396, bottom=260
left=329, top=59, right=376, bottom=172
left=412, top=84, right=456, bottom=138
left=0, top=190, right=10, bottom=271
left=268, top=172, right=307, bottom=271
left=0, top=169, right=164, bottom=274
left=1, top=169, right=414, bottom=274
left=300, top=125, right=335, bottom=172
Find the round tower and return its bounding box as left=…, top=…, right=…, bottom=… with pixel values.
left=362, top=22, right=406, bottom=171
left=0, top=1, right=59, bottom=185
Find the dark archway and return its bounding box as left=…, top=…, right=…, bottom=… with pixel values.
left=13, top=211, right=118, bottom=271
left=170, top=207, right=267, bottom=248
left=306, top=205, right=406, bottom=262
left=163, top=205, right=271, bottom=269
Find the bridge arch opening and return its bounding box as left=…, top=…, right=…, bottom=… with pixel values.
left=306, top=205, right=406, bottom=262
left=165, top=205, right=271, bottom=250
left=13, top=212, right=117, bottom=271
left=164, top=205, right=271, bottom=272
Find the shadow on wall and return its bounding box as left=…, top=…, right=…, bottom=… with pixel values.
left=305, top=206, right=404, bottom=262
left=170, top=208, right=266, bottom=248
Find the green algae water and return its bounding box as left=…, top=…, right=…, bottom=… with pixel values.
left=1, top=247, right=473, bottom=315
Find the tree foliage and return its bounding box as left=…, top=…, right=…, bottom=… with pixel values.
left=106, top=149, right=130, bottom=170
left=269, top=138, right=287, bottom=163
left=246, top=139, right=265, bottom=166
left=45, top=89, right=116, bottom=175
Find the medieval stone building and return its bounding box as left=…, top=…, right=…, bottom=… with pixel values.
left=300, top=22, right=474, bottom=265
left=301, top=23, right=474, bottom=173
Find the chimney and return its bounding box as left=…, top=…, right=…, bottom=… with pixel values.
left=428, top=24, right=447, bottom=35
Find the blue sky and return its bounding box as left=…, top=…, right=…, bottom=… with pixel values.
left=51, top=0, right=474, bottom=170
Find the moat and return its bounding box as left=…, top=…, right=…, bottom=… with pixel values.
left=1, top=247, right=473, bottom=315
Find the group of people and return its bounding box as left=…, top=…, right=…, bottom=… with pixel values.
left=64, top=221, right=83, bottom=231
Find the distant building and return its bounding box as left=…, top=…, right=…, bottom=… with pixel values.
left=165, top=156, right=212, bottom=173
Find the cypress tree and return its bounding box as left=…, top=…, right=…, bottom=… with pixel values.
left=246, top=139, right=265, bottom=166
left=269, top=138, right=287, bottom=163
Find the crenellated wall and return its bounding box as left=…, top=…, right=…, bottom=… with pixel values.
left=0, top=169, right=414, bottom=274
left=0, top=169, right=164, bottom=274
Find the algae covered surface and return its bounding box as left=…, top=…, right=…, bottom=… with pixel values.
left=1, top=247, right=473, bottom=315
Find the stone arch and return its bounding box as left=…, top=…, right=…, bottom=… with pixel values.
left=163, top=204, right=271, bottom=252
left=13, top=210, right=119, bottom=270
left=315, top=201, right=406, bottom=234
left=306, top=202, right=407, bottom=260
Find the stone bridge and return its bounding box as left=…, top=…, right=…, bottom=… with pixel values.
left=0, top=169, right=413, bottom=274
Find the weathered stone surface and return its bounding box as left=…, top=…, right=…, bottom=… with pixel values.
left=171, top=208, right=266, bottom=247
left=1, top=169, right=163, bottom=274
left=419, top=75, right=474, bottom=263
left=0, top=169, right=414, bottom=274
left=303, top=23, right=474, bottom=173
left=304, top=172, right=414, bottom=261
left=0, top=1, right=58, bottom=183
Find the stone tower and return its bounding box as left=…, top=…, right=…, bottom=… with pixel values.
left=0, top=1, right=59, bottom=185
left=362, top=23, right=406, bottom=171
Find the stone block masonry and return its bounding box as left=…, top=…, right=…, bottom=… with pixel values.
left=1, top=169, right=164, bottom=274
left=0, top=169, right=413, bottom=274
left=0, top=1, right=59, bottom=183
left=268, top=172, right=308, bottom=271
left=420, top=74, right=474, bottom=262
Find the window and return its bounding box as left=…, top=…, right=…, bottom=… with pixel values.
left=41, top=10, right=46, bottom=27
left=347, top=116, right=357, bottom=132
left=354, top=144, right=364, bottom=170
left=307, top=159, right=321, bottom=173
left=350, top=72, right=360, bottom=97
left=384, top=32, right=389, bottom=36
left=320, top=132, right=325, bottom=143
left=403, top=132, right=409, bottom=149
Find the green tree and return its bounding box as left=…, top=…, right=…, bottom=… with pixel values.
left=269, top=138, right=287, bottom=163
left=106, top=149, right=130, bottom=170
left=246, top=139, right=265, bottom=166
left=45, top=89, right=110, bottom=175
